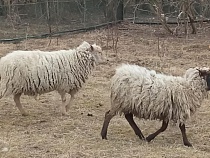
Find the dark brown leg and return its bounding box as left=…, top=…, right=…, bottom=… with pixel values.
left=101, top=110, right=116, bottom=139
left=179, top=123, right=192, bottom=147
left=125, top=113, right=145, bottom=140
left=146, top=120, right=169, bottom=142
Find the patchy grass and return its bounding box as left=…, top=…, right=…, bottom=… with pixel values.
left=0, top=23, right=210, bottom=157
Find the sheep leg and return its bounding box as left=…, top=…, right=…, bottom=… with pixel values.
left=146, top=120, right=168, bottom=142
left=65, top=95, right=74, bottom=112
left=14, top=93, right=28, bottom=116
left=66, top=91, right=76, bottom=112
left=60, top=93, right=68, bottom=115
left=179, top=123, right=192, bottom=147
left=125, top=113, right=145, bottom=140
left=101, top=110, right=116, bottom=139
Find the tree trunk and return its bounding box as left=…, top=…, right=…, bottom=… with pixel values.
left=106, top=0, right=124, bottom=22
left=116, top=0, right=124, bottom=21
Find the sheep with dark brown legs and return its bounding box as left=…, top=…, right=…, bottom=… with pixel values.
left=101, top=64, right=210, bottom=147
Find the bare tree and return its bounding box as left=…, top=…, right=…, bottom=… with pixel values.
left=135, top=0, right=200, bottom=35
left=150, top=0, right=174, bottom=34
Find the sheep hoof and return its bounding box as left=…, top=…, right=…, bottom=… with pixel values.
left=101, top=136, right=107, bottom=140
left=21, top=113, right=29, bottom=116
left=145, top=136, right=152, bottom=142
left=61, top=112, right=69, bottom=116
left=139, top=136, right=146, bottom=141
left=184, top=142, right=192, bottom=147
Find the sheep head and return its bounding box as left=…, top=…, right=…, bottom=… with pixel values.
left=77, top=41, right=106, bottom=64
left=197, top=67, right=210, bottom=91
left=90, top=43, right=106, bottom=64
left=76, top=41, right=92, bottom=52
left=76, top=41, right=102, bottom=53
left=90, top=43, right=102, bottom=53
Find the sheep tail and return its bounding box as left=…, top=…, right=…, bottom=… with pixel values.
left=0, top=75, right=3, bottom=99
left=0, top=74, right=7, bottom=99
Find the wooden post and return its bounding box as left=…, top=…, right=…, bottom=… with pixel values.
left=106, top=0, right=124, bottom=22
left=116, top=0, right=124, bottom=21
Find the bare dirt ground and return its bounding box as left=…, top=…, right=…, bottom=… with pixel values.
left=0, top=22, right=210, bottom=158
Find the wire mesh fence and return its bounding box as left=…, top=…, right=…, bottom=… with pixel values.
left=124, top=0, right=210, bottom=24
left=0, top=0, right=108, bottom=40
left=0, top=0, right=210, bottom=41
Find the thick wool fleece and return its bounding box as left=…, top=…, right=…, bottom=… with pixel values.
left=0, top=42, right=97, bottom=97
left=110, top=64, right=208, bottom=124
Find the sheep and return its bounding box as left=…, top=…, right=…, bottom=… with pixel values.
left=0, top=41, right=103, bottom=116
left=101, top=64, right=210, bottom=147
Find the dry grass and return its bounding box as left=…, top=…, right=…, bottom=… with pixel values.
left=0, top=23, right=210, bottom=158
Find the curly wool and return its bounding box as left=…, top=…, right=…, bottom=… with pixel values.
left=110, top=64, right=208, bottom=124
left=0, top=42, right=97, bottom=97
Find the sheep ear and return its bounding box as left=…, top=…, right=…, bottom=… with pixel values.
left=198, top=69, right=208, bottom=77
left=197, top=67, right=210, bottom=77
left=90, top=45, right=94, bottom=51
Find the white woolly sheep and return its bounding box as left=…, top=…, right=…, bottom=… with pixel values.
left=101, top=64, right=210, bottom=147
left=0, top=41, right=103, bottom=116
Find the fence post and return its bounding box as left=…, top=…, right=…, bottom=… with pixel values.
left=116, top=0, right=124, bottom=21
left=106, top=0, right=124, bottom=22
